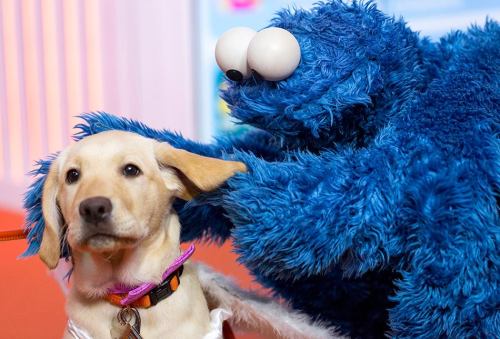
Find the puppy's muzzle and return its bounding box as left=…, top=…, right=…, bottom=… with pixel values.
left=79, top=196, right=112, bottom=224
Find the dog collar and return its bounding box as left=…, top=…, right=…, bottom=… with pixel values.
left=105, top=243, right=195, bottom=308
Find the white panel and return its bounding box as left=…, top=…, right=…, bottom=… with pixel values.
left=84, top=0, right=104, bottom=112
left=2, top=0, right=27, bottom=184
left=62, top=0, right=86, bottom=134
left=0, top=4, right=7, bottom=182
left=22, top=0, right=48, bottom=166
left=41, top=0, right=67, bottom=153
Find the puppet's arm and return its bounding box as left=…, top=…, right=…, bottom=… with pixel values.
left=75, top=112, right=282, bottom=161
left=24, top=112, right=283, bottom=254
left=222, top=134, right=406, bottom=280
left=73, top=112, right=283, bottom=243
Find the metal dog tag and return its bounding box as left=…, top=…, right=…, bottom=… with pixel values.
left=117, top=306, right=142, bottom=339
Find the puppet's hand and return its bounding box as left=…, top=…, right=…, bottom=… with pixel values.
left=222, top=145, right=402, bottom=281
left=72, top=112, right=285, bottom=244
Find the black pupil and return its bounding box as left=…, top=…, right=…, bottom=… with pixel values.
left=66, top=169, right=79, bottom=184
left=124, top=164, right=140, bottom=177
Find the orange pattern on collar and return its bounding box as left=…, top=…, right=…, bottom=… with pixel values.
left=105, top=268, right=182, bottom=309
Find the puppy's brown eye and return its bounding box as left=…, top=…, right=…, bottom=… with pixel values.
left=123, top=164, right=141, bottom=177
left=66, top=169, right=80, bottom=184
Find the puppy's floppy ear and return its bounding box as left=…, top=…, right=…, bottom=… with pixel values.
left=154, top=143, right=247, bottom=200
left=39, top=158, right=62, bottom=269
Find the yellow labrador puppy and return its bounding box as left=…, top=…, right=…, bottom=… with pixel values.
left=37, top=130, right=246, bottom=338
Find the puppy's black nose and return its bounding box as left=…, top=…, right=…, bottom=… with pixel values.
left=79, top=197, right=112, bottom=224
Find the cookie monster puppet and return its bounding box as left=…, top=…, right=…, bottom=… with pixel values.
left=24, top=1, right=498, bottom=337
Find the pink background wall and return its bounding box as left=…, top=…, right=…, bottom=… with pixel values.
left=0, top=0, right=195, bottom=210
left=0, top=3, right=262, bottom=338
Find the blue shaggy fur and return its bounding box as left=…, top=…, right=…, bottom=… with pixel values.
left=24, top=1, right=499, bottom=337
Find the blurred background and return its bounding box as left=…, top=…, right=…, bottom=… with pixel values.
left=0, top=0, right=498, bottom=337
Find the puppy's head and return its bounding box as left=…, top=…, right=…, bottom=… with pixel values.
left=38, top=131, right=246, bottom=269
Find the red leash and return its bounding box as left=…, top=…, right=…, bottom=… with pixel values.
left=0, top=229, right=26, bottom=241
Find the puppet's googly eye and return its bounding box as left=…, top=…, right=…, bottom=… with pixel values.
left=215, top=27, right=257, bottom=82
left=247, top=27, right=301, bottom=81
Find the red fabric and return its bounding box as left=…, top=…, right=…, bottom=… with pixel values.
left=223, top=321, right=236, bottom=339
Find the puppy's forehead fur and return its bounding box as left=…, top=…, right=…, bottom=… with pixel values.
left=60, top=131, right=156, bottom=171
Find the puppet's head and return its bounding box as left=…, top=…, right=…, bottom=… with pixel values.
left=216, top=1, right=432, bottom=150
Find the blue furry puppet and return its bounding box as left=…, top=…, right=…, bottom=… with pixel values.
left=25, top=1, right=498, bottom=337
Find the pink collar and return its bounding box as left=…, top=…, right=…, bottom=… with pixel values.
left=108, top=243, right=195, bottom=306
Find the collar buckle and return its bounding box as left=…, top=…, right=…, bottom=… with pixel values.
left=148, top=265, right=184, bottom=306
